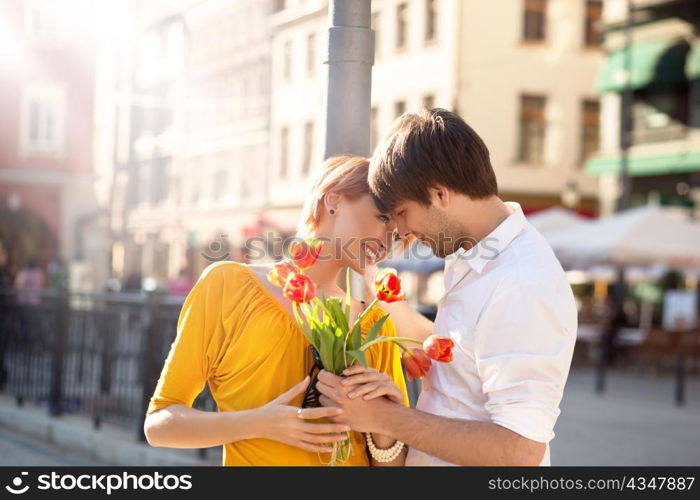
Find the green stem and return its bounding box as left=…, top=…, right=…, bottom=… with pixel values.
left=312, top=296, right=333, bottom=321
left=360, top=336, right=423, bottom=352
left=292, top=302, right=313, bottom=343
left=349, top=297, right=379, bottom=333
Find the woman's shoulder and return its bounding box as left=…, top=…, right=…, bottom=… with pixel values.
left=195, top=260, right=260, bottom=293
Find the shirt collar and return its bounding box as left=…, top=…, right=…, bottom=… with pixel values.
left=445, top=201, right=528, bottom=277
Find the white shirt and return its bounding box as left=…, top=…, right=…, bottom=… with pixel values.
left=405, top=202, right=577, bottom=466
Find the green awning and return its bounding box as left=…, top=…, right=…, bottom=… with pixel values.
left=585, top=151, right=700, bottom=177
left=686, top=41, right=700, bottom=80
left=597, top=39, right=689, bottom=92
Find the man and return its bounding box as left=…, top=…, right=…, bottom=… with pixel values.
left=317, top=108, right=577, bottom=466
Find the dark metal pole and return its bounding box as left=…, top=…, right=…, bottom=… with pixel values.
left=138, top=290, right=162, bottom=441
left=49, top=289, right=69, bottom=416
left=617, top=0, right=634, bottom=212
left=324, top=0, right=374, bottom=158
left=597, top=0, right=635, bottom=395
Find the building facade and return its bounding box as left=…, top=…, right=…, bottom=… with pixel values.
left=0, top=0, right=102, bottom=288
left=587, top=0, right=700, bottom=216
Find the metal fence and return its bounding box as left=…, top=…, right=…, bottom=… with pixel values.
left=0, top=288, right=217, bottom=459
left=0, top=286, right=425, bottom=462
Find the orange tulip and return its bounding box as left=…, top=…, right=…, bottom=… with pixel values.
left=401, top=348, right=432, bottom=381
left=423, top=335, right=455, bottom=363
left=267, top=261, right=297, bottom=288
left=374, top=268, right=405, bottom=303
left=283, top=272, right=317, bottom=304
left=290, top=239, right=324, bottom=270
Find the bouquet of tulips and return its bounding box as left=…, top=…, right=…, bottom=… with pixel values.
left=267, top=237, right=455, bottom=465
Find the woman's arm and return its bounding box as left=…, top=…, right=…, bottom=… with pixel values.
left=145, top=376, right=350, bottom=452
left=363, top=264, right=434, bottom=343
left=375, top=300, right=434, bottom=343
left=144, top=404, right=259, bottom=449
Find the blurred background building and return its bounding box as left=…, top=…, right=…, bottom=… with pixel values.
left=1, top=0, right=700, bottom=467
left=0, top=0, right=104, bottom=291
left=98, top=0, right=612, bottom=291
left=589, top=0, right=700, bottom=217
left=2, top=0, right=699, bottom=295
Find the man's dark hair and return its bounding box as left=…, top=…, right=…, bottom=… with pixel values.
left=369, top=108, right=498, bottom=210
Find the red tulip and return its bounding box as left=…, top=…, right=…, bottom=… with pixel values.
left=374, top=268, right=405, bottom=303
left=423, top=335, right=455, bottom=363
left=290, top=239, right=324, bottom=270
left=282, top=272, right=317, bottom=304
left=267, top=261, right=297, bottom=288
left=401, top=348, right=432, bottom=381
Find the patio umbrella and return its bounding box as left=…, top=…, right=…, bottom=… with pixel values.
left=548, top=204, right=700, bottom=269
left=527, top=206, right=588, bottom=241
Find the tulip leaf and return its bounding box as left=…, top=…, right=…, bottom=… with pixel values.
left=360, top=335, right=409, bottom=352
left=348, top=322, right=362, bottom=352
left=346, top=349, right=367, bottom=368
left=361, top=313, right=389, bottom=348
left=319, top=328, right=335, bottom=371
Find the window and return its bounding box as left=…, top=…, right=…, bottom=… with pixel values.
left=306, top=33, right=316, bottom=76
left=283, top=40, right=292, bottom=82
left=280, top=127, right=289, bottom=179
left=372, top=11, right=381, bottom=56
left=152, top=158, right=169, bottom=204
left=213, top=169, right=228, bottom=201
left=396, top=3, right=408, bottom=50
left=302, top=121, right=314, bottom=175
left=523, top=0, right=547, bottom=42
left=395, top=100, right=406, bottom=118
left=631, top=88, right=689, bottom=144
left=25, top=0, right=62, bottom=44
left=584, top=0, right=603, bottom=47
left=21, top=83, right=65, bottom=154
left=580, top=99, right=600, bottom=162
left=518, top=94, right=546, bottom=165
left=370, top=107, right=379, bottom=153
left=272, top=0, right=285, bottom=13
left=423, top=94, right=435, bottom=109
left=425, top=0, right=437, bottom=43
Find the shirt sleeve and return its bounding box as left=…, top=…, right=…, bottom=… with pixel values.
left=145, top=262, right=227, bottom=415
left=366, top=313, right=410, bottom=407
left=472, top=282, right=576, bottom=443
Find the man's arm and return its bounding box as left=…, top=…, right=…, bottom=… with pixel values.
left=371, top=399, right=545, bottom=466
left=317, top=372, right=545, bottom=466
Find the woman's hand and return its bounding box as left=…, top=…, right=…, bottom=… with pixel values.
left=255, top=376, right=352, bottom=453
left=339, top=366, right=404, bottom=404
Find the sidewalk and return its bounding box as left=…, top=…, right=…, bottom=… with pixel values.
left=551, top=367, right=700, bottom=465
left=1, top=367, right=698, bottom=466
left=0, top=394, right=221, bottom=466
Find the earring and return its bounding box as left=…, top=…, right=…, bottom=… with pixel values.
left=329, top=209, right=336, bottom=215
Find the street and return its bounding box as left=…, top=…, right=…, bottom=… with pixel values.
left=0, top=367, right=698, bottom=466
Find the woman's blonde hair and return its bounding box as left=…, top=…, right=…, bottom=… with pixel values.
left=297, top=155, right=388, bottom=237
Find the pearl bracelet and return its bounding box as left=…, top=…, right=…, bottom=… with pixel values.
left=365, top=432, right=405, bottom=463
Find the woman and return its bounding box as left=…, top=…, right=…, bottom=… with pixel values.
left=144, top=155, right=422, bottom=466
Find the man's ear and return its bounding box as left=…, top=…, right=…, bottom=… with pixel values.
left=429, top=185, right=451, bottom=209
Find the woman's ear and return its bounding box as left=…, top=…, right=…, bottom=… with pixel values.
left=323, top=192, right=341, bottom=215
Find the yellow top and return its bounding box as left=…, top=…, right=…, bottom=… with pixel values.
left=146, top=260, right=408, bottom=466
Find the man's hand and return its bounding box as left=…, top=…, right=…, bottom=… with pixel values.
left=316, top=370, right=395, bottom=434
left=339, top=365, right=405, bottom=404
